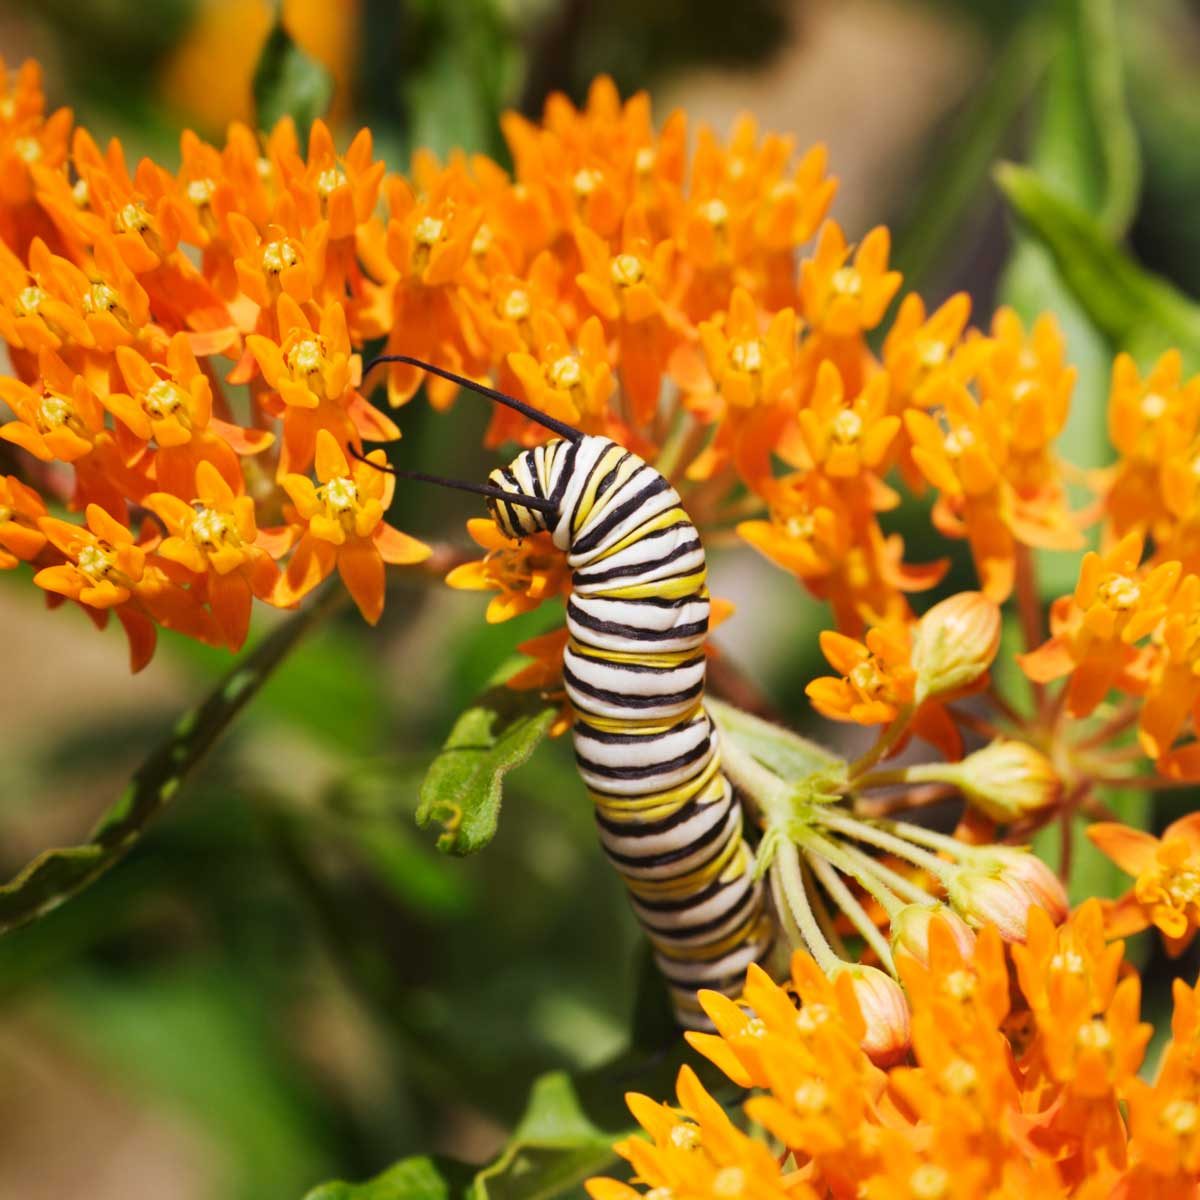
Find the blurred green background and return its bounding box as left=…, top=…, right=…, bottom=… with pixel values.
left=1, top=0, right=1200, bottom=1196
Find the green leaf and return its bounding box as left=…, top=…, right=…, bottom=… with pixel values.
left=417, top=678, right=556, bottom=855
left=306, top=1156, right=455, bottom=1200
left=706, top=697, right=842, bottom=785
left=252, top=4, right=334, bottom=134
left=0, top=589, right=341, bottom=934
left=472, top=1071, right=626, bottom=1200
left=997, top=163, right=1200, bottom=371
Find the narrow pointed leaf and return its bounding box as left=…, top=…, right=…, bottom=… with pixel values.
left=252, top=5, right=334, bottom=133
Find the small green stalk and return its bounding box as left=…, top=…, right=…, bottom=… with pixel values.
left=803, top=847, right=897, bottom=975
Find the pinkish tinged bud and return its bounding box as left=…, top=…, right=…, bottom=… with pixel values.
left=889, top=902, right=977, bottom=966
left=948, top=849, right=1068, bottom=941
left=952, top=739, right=1062, bottom=823
left=834, top=963, right=911, bottom=1066
left=911, top=591, right=1001, bottom=704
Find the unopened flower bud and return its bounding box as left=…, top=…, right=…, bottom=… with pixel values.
left=948, top=849, right=1068, bottom=941
left=951, top=739, right=1062, bottom=823
left=834, top=963, right=910, bottom=1066
left=889, top=902, right=976, bottom=966
left=911, top=592, right=1001, bottom=704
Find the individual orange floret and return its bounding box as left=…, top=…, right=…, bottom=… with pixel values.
left=0, top=472, right=47, bottom=568
left=35, top=503, right=213, bottom=670
left=1106, top=349, right=1200, bottom=539
left=0, top=237, right=89, bottom=359
left=1088, top=812, right=1200, bottom=957
left=145, top=461, right=281, bottom=651
left=445, top=518, right=572, bottom=623
left=797, top=359, right=897, bottom=482
left=107, top=332, right=273, bottom=497
left=505, top=313, right=616, bottom=446
left=248, top=295, right=397, bottom=477
left=279, top=430, right=429, bottom=624
left=574, top=206, right=682, bottom=426
left=1131, top=573, right=1200, bottom=764
left=356, top=163, right=484, bottom=409
left=806, top=619, right=961, bottom=759
left=0, top=58, right=72, bottom=256
left=1020, top=533, right=1180, bottom=717
left=798, top=221, right=900, bottom=339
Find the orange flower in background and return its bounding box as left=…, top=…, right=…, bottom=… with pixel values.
left=1089, top=813, right=1200, bottom=956
left=0, top=472, right=47, bottom=568
left=445, top=519, right=572, bottom=623
left=280, top=430, right=430, bottom=624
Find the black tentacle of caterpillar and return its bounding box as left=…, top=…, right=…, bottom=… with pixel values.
left=357, top=355, right=774, bottom=1028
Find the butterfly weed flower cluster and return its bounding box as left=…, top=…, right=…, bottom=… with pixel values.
left=2, top=58, right=1200, bottom=1161
left=588, top=904, right=1200, bottom=1199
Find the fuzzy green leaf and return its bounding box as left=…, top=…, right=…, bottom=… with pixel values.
left=252, top=5, right=334, bottom=134
left=472, top=1072, right=625, bottom=1200
left=306, top=1156, right=455, bottom=1200
left=417, top=682, right=556, bottom=855
left=0, top=590, right=341, bottom=934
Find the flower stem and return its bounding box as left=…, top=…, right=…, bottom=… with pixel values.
left=772, top=841, right=840, bottom=973
left=816, top=811, right=957, bottom=886
left=804, top=847, right=897, bottom=975
left=848, top=708, right=914, bottom=780
left=837, top=841, right=935, bottom=905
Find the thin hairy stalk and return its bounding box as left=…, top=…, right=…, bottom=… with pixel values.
left=817, top=812, right=956, bottom=885
left=773, top=841, right=840, bottom=973
left=848, top=708, right=914, bottom=780
left=836, top=841, right=935, bottom=906
left=804, top=848, right=896, bottom=975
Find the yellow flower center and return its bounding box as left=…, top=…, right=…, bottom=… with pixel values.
left=783, top=512, right=814, bottom=541
left=14, top=136, right=41, bottom=164
left=144, top=379, right=187, bottom=419
left=573, top=167, right=601, bottom=197
left=287, top=337, right=325, bottom=376
left=635, top=147, right=656, bottom=175
left=549, top=356, right=582, bottom=390
left=1075, top=1019, right=1112, bottom=1052
left=792, top=1080, right=830, bottom=1114
left=831, top=266, right=862, bottom=298
left=743, top=1017, right=767, bottom=1039
left=1098, top=573, right=1141, bottom=611
left=71, top=178, right=90, bottom=207
left=1050, top=949, right=1085, bottom=977
left=186, top=178, right=215, bottom=207
left=256, top=156, right=273, bottom=181
left=0, top=97, right=13, bottom=121
left=77, top=543, right=117, bottom=582
left=611, top=254, right=644, bottom=288
left=322, top=476, right=359, bottom=515
left=116, top=202, right=151, bottom=234
left=669, top=1123, right=700, bottom=1150
left=831, top=409, right=863, bottom=445
left=0, top=506, right=10, bottom=525
left=83, top=282, right=118, bottom=314
left=15, top=285, right=43, bottom=316
left=1163, top=1099, right=1199, bottom=1138
left=38, top=391, right=73, bottom=429
left=909, top=1165, right=950, bottom=1200
left=940, top=1058, right=977, bottom=1096
left=317, top=166, right=347, bottom=197
left=413, top=216, right=445, bottom=246
left=711, top=1167, right=745, bottom=1199
left=795, top=1003, right=832, bottom=1034
left=943, top=969, right=976, bottom=1002
left=190, top=505, right=237, bottom=550
left=1141, top=391, right=1168, bottom=420
left=850, top=658, right=886, bottom=696
left=501, top=289, right=531, bottom=323
left=262, top=240, right=299, bottom=274
left=918, top=339, right=948, bottom=369
left=644, top=1190, right=673, bottom=1200
left=943, top=426, right=974, bottom=458
left=730, top=339, right=763, bottom=374
left=700, top=198, right=728, bottom=227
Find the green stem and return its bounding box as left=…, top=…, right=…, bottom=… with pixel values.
left=772, top=841, right=840, bottom=973
left=803, top=846, right=897, bottom=975
left=800, top=829, right=905, bottom=919
left=836, top=841, right=935, bottom=906
left=815, top=811, right=957, bottom=886
left=848, top=708, right=914, bottom=780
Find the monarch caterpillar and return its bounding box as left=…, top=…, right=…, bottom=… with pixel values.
left=360, top=356, right=773, bottom=1028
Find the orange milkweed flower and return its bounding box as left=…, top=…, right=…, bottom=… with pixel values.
left=356, top=164, right=484, bottom=409
left=444, top=518, right=572, bottom=624
left=279, top=429, right=430, bottom=624
left=0, top=472, right=47, bottom=568
left=247, top=295, right=397, bottom=477
left=145, top=460, right=281, bottom=651
left=798, top=221, right=900, bottom=339
left=1088, top=812, right=1200, bottom=957
left=34, top=503, right=213, bottom=669
left=1019, top=532, right=1180, bottom=717
left=107, top=332, right=273, bottom=497
left=797, top=359, right=897, bottom=482
left=806, top=619, right=962, bottom=759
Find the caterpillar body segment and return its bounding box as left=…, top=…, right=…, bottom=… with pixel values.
left=486, top=434, right=773, bottom=1028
